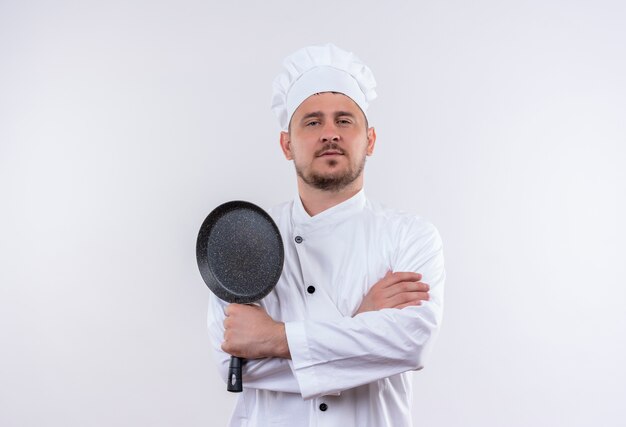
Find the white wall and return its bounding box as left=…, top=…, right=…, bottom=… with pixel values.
left=1, top=1, right=624, bottom=426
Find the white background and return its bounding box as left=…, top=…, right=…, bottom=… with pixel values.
left=1, top=1, right=625, bottom=426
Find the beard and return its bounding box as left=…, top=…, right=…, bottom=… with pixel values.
left=294, top=143, right=367, bottom=192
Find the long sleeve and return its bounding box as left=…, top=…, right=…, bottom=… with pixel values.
left=284, top=220, right=445, bottom=399
left=206, top=293, right=302, bottom=394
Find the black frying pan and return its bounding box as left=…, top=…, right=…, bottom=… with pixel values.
left=196, top=201, right=284, bottom=392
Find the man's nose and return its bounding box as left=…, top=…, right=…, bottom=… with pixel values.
left=320, top=123, right=340, bottom=143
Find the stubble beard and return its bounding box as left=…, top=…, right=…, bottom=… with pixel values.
left=294, top=143, right=367, bottom=192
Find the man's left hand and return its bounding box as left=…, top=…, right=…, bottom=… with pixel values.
left=221, top=303, right=291, bottom=360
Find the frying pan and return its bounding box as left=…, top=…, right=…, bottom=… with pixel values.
left=196, top=201, right=284, bottom=392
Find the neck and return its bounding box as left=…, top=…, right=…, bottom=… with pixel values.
left=297, top=177, right=363, bottom=216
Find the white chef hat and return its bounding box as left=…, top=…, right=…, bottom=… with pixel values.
left=271, top=43, right=377, bottom=130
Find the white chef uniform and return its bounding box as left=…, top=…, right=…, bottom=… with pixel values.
left=207, top=189, right=445, bottom=427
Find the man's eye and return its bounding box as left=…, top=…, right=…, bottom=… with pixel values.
left=337, top=119, right=352, bottom=125
left=306, top=121, right=320, bottom=126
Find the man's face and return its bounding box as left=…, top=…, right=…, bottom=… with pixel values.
left=280, top=92, right=376, bottom=192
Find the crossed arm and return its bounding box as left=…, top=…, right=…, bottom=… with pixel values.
left=220, top=271, right=430, bottom=360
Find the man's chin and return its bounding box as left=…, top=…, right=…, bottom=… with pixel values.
left=312, top=160, right=348, bottom=173
left=304, top=170, right=358, bottom=191
left=296, top=160, right=363, bottom=191
left=310, top=170, right=346, bottom=182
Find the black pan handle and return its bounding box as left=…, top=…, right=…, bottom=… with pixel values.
left=227, top=356, right=243, bottom=392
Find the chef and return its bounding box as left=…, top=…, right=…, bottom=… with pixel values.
left=207, top=43, right=445, bottom=427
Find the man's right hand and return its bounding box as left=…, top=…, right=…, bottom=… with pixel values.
left=354, top=271, right=430, bottom=315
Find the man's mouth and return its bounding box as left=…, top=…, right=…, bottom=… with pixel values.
left=317, top=150, right=344, bottom=157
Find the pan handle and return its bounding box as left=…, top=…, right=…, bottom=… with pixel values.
left=227, top=356, right=244, bottom=392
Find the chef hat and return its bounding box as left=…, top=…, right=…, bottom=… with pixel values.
left=271, top=43, right=377, bottom=130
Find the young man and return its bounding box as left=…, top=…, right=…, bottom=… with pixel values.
left=207, top=43, right=445, bottom=427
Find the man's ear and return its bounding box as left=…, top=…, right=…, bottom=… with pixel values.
left=366, top=127, right=377, bottom=156
left=279, top=131, right=293, bottom=160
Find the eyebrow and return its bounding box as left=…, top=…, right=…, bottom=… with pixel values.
left=334, top=111, right=356, bottom=118
left=300, top=111, right=324, bottom=121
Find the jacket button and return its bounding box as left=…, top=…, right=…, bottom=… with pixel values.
left=307, top=286, right=315, bottom=294
left=295, top=236, right=303, bottom=244
left=319, top=403, right=328, bottom=411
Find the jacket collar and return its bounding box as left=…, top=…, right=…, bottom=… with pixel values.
left=292, top=188, right=366, bottom=232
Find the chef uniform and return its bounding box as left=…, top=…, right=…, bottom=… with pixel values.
left=207, top=44, right=445, bottom=427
